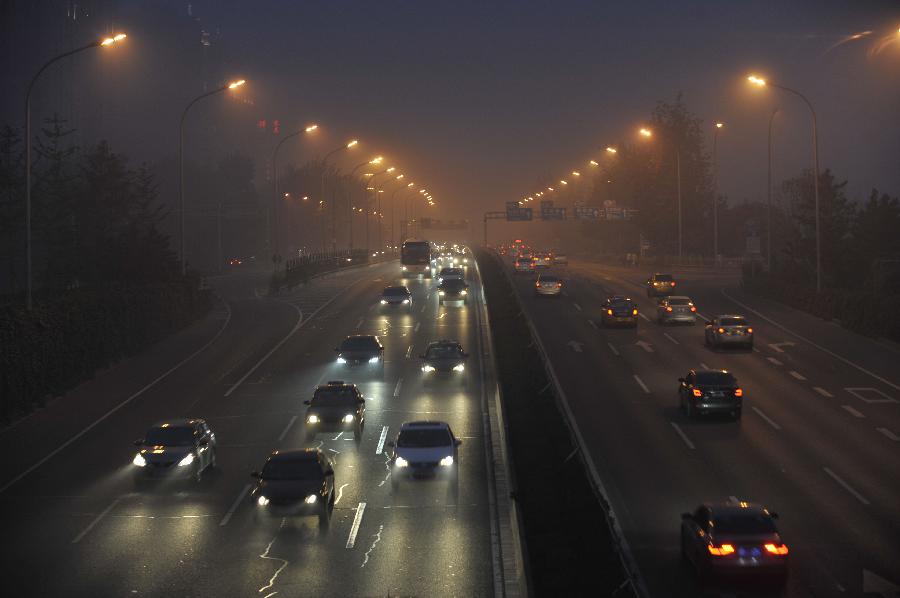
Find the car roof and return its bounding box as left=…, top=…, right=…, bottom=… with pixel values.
left=440, top=267, right=462, bottom=272
left=399, top=421, right=451, bottom=431
left=383, top=285, right=409, bottom=292
left=702, top=502, right=772, bottom=517
left=607, top=295, right=632, bottom=301
left=268, top=448, right=320, bottom=461
left=151, top=418, right=203, bottom=429
left=426, top=339, right=462, bottom=348
left=345, top=334, right=378, bottom=340
left=653, top=273, right=673, bottom=277
left=690, top=368, right=732, bottom=376
left=715, top=314, right=746, bottom=320
left=316, top=380, right=357, bottom=390
left=666, top=295, right=692, bottom=301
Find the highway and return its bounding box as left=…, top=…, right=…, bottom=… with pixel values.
left=0, top=260, right=502, bottom=596
left=504, top=256, right=900, bottom=598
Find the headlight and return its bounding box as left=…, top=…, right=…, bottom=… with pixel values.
left=177, top=453, right=195, bottom=467
left=132, top=452, right=147, bottom=467
left=463, top=258, right=468, bottom=263
left=304, top=494, right=318, bottom=504
left=342, top=414, right=355, bottom=423
left=453, top=363, right=465, bottom=372
left=307, top=414, right=320, bottom=424
left=257, top=495, right=269, bottom=506
left=380, top=299, right=388, bottom=304
left=402, top=266, right=407, bottom=270
left=402, top=299, right=410, bottom=304
left=368, top=356, right=380, bottom=364
left=394, top=456, right=409, bottom=468
left=336, top=357, right=346, bottom=364
left=461, top=290, right=467, bottom=295
left=422, top=365, right=435, bottom=372
left=439, top=456, right=454, bottom=467
left=439, top=291, right=445, bottom=296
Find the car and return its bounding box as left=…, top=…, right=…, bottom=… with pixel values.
left=534, top=274, right=562, bottom=297
left=657, top=295, right=697, bottom=325
left=553, top=253, right=568, bottom=266
left=705, top=315, right=754, bottom=350
left=437, top=267, right=464, bottom=282
left=388, top=421, right=461, bottom=493
left=438, top=278, right=469, bottom=305
left=303, top=381, right=366, bottom=441
left=681, top=502, right=788, bottom=585
left=599, top=296, right=638, bottom=328
left=678, top=369, right=743, bottom=420
left=646, top=273, right=677, bottom=297
left=250, top=448, right=335, bottom=528
left=420, top=340, right=469, bottom=383
left=132, top=419, right=217, bottom=484
left=335, top=335, right=385, bottom=375
left=380, top=285, right=412, bottom=309
left=532, top=253, right=551, bottom=269
left=514, top=257, right=533, bottom=274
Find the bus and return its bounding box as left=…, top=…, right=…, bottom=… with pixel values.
left=401, top=239, right=432, bottom=278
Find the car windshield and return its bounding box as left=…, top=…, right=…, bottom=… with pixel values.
left=610, top=299, right=632, bottom=307
left=539, top=276, right=559, bottom=283
left=383, top=287, right=409, bottom=296
left=516, top=259, right=530, bottom=265
left=441, top=269, right=461, bottom=275
left=145, top=426, right=194, bottom=446
left=696, top=372, right=737, bottom=386
left=261, top=458, right=323, bottom=481
left=713, top=512, right=777, bottom=534
left=654, top=275, right=673, bottom=282
left=441, top=280, right=466, bottom=289
left=311, top=389, right=358, bottom=407
left=397, top=428, right=452, bottom=448
left=669, top=297, right=691, bottom=305
left=340, top=337, right=378, bottom=350
left=425, top=345, right=462, bottom=359
left=720, top=317, right=747, bottom=327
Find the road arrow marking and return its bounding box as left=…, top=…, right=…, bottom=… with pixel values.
left=768, top=341, right=796, bottom=353
left=635, top=340, right=654, bottom=353
left=567, top=340, right=584, bottom=353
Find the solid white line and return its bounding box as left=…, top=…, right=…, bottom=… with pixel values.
left=876, top=427, right=899, bottom=441
left=633, top=375, right=650, bottom=394
left=700, top=362, right=709, bottom=370
left=767, top=357, right=783, bottom=366
left=414, top=322, right=420, bottom=333
left=346, top=502, right=367, bottom=548
left=670, top=423, right=696, bottom=450
left=814, top=387, right=833, bottom=398
left=1, top=300, right=234, bottom=495
left=695, top=311, right=709, bottom=322
left=393, top=378, right=403, bottom=397
left=639, top=312, right=651, bottom=322
left=220, top=483, right=252, bottom=526
left=376, top=426, right=389, bottom=455
left=573, top=303, right=582, bottom=311
left=663, top=332, right=679, bottom=345
left=841, top=405, right=865, bottom=418
left=823, top=467, right=870, bottom=505
left=356, top=317, right=364, bottom=330
left=608, top=343, right=620, bottom=356
left=728, top=495, right=740, bottom=504
left=722, top=288, right=900, bottom=392
left=277, top=416, right=298, bottom=442
left=588, top=319, right=598, bottom=330
left=752, top=407, right=781, bottom=430
left=72, top=497, right=121, bottom=543
left=789, top=370, right=806, bottom=381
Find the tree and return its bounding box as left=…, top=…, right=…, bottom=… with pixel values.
left=0, top=126, right=24, bottom=292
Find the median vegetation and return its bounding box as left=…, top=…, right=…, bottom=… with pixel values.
left=476, top=248, right=635, bottom=596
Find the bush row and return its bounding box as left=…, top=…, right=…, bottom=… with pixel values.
left=270, top=250, right=371, bottom=293
left=0, top=281, right=211, bottom=422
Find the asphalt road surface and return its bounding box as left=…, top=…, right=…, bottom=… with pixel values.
left=0, top=260, right=499, bottom=597
left=505, top=256, right=900, bottom=598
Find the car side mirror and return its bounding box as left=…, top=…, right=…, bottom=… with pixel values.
left=706, top=321, right=713, bottom=326
left=455, top=439, right=462, bottom=446
left=250, top=471, right=260, bottom=478
left=133, top=439, right=144, bottom=446
left=419, top=354, right=426, bottom=359
left=324, top=469, right=334, bottom=476
left=678, top=378, right=685, bottom=384
left=769, top=512, right=779, bottom=520
left=386, top=441, right=395, bottom=448
left=681, top=512, right=692, bottom=521
left=358, top=398, right=365, bottom=404
left=198, top=439, right=209, bottom=447
left=462, top=352, right=470, bottom=358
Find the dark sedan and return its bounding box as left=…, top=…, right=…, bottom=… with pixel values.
left=420, top=340, right=469, bottom=383
left=251, top=448, right=335, bottom=528
left=438, top=279, right=469, bottom=305
left=379, top=285, right=412, bottom=309
left=132, top=419, right=217, bottom=485
left=679, top=369, right=743, bottom=420
left=335, top=335, right=385, bottom=376
left=599, top=296, right=638, bottom=328
left=681, top=502, right=788, bottom=585
left=304, top=381, right=365, bottom=441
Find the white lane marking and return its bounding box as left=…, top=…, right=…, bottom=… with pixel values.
left=728, top=495, right=740, bottom=504
left=0, top=300, right=234, bottom=495
left=670, top=423, right=696, bottom=450
left=607, top=343, right=620, bottom=356
left=588, top=319, right=598, bottom=330
left=876, top=427, right=899, bottom=441
left=414, top=322, right=420, bottom=333
left=638, top=312, right=651, bottom=322
left=768, top=341, right=796, bottom=353
left=346, top=502, right=367, bottom=548
left=767, top=357, right=783, bottom=366
left=277, top=416, right=298, bottom=442
left=220, top=483, right=252, bottom=526
left=573, top=302, right=582, bottom=311
left=334, top=483, right=349, bottom=506
left=376, top=426, right=389, bottom=455
left=841, top=405, right=865, bottom=418
left=789, top=370, right=806, bottom=381
left=722, top=288, right=900, bottom=392
left=406, top=345, right=413, bottom=358
left=360, top=523, right=384, bottom=568
left=72, top=497, right=122, bottom=543
left=823, top=467, right=870, bottom=505
left=635, top=340, right=654, bottom=353
left=393, top=378, right=403, bottom=397
left=633, top=375, right=650, bottom=394
left=663, top=332, right=679, bottom=345
left=420, top=304, right=426, bottom=313
left=845, top=387, right=897, bottom=404
left=752, top=407, right=781, bottom=430
left=695, top=311, right=709, bottom=321
left=258, top=518, right=289, bottom=593
left=814, top=387, right=834, bottom=398
left=355, top=317, right=364, bottom=330
left=332, top=431, right=344, bottom=441
left=753, top=347, right=761, bottom=353
left=700, top=362, right=710, bottom=370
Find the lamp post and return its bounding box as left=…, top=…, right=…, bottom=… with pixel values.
left=767, top=108, right=779, bottom=272
left=24, top=33, right=126, bottom=310
left=348, top=156, right=381, bottom=253
left=389, top=174, right=405, bottom=254
left=712, top=122, right=724, bottom=264
left=749, top=75, right=821, bottom=292
left=320, top=139, right=358, bottom=253
left=179, top=78, right=245, bottom=276
left=271, top=123, right=317, bottom=267
left=639, top=127, right=682, bottom=262
left=365, top=167, right=391, bottom=254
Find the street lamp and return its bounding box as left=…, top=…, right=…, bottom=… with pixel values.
left=606, top=147, right=618, bottom=154
left=23, top=32, right=127, bottom=309
left=638, top=126, right=684, bottom=262
left=179, top=78, right=246, bottom=276
left=347, top=156, right=382, bottom=252
left=321, top=139, right=359, bottom=252
left=712, top=122, right=724, bottom=264
left=748, top=74, right=821, bottom=292
left=271, top=123, right=318, bottom=268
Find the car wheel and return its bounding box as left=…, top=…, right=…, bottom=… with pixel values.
left=318, top=503, right=331, bottom=529
left=733, top=408, right=742, bottom=421
left=194, top=462, right=203, bottom=483
left=450, top=477, right=460, bottom=499
left=680, top=528, right=691, bottom=563
left=209, top=449, right=217, bottom=470
left=685, top=399, right=695, bottom=419
left=391, top=475, right=399, bottom=493
left=354, top=426, right=361, bottom=442
left=305, top=429, right=315, bottom=442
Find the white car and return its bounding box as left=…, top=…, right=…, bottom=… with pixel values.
left=132, top=419, right=217, bottom=485
left=388, top=421, right=461, bottom=493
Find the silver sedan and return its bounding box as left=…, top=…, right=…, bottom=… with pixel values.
left=657, top=296, right=697, bottom=324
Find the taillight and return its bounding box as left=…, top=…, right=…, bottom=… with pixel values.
left=764, top=543, right=789, bottom=555
left=671, top=281, right=676, bottom=287
left=666, top=306, right=673, bottom=312
left=734, top=388, right=743, bottom=397
left=535, top=282, right=540, bottom=288
left=746, top=327, right=753, bottom=334
left=692, top=388, right=703, bottom=397
left=690, top=306, right=696, bottom=312
left=633, top=308, right=638, bottom=316
left=708, top=544, right=735, bottom=556
left=607, top=309, right=613, bottom=316
left=718, top=327, right=725, bottom=334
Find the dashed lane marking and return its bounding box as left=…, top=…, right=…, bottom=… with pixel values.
left=789, top=370, right=806, bottom=381
left=393, top=378, right=403, bottom=397
left=220, top=484, right=252, bottom=526
left=752, top=407, right=781, bottom=430
left=700, top=363, right=710, bottom=370
left=406, top=345, right=413, bottom=358
left=767, top=357, right=783, bottom=366
left=72, top=497, right=122, bottom=543
left=841, top=405, right=865, bottom=418
left=876, top=427, right=899, bottom=441
left=346, top=502, right=367, bottom=548
left=277, top=416, right=297, bottom=443
left=670, top=423, right=696, bottom=450
left=573, top=303, right=582, bottom=311
left=356, top=317, right=364, bottom=329
left=823, top=467, right=870, bottom=505
left=376, top=426, right=389, bottom=455
left=663, top=333, right=679, bottom=345
left=588, top=319, right=598, bottom=330
left=608, top=343, right=620, bottom=356
left=633, top=375, right=650, bottom=394
left=814, top=387, right=833, bottom=398
left=639, top=312, right=651, bottom=322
